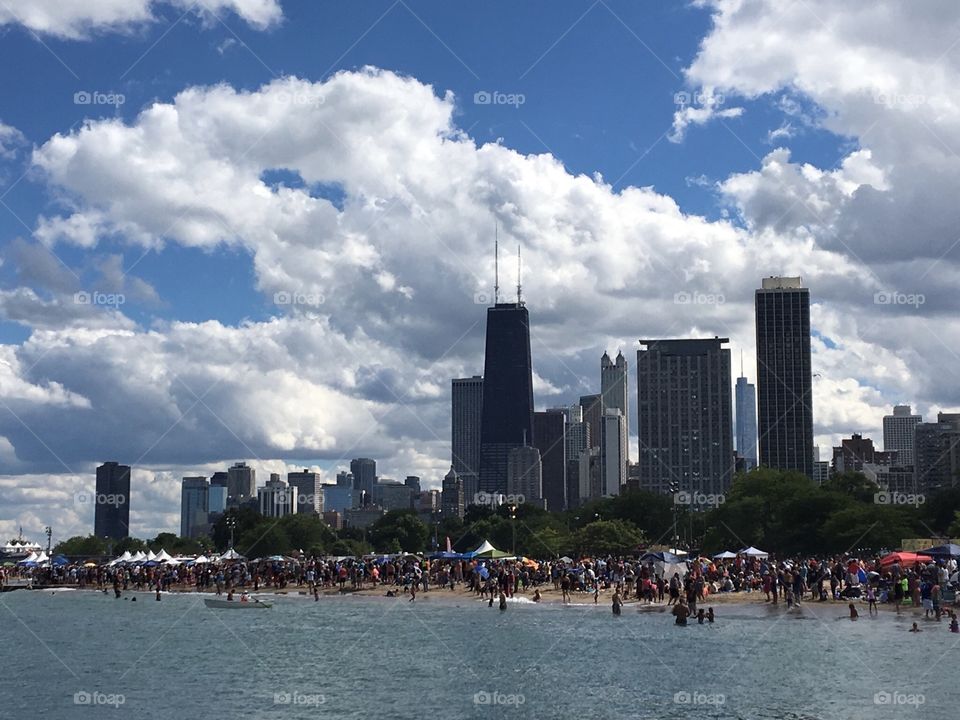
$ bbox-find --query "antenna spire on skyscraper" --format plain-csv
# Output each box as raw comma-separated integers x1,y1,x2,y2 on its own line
517,243,522,304
494,222,500,304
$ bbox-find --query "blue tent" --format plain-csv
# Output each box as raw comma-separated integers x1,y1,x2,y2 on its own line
919,543,960,558
52,555,70,566
640,551,684,564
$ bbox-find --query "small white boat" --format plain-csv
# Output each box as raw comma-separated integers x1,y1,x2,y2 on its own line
204,598,272,609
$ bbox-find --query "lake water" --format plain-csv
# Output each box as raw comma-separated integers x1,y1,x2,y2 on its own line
0,589,954,719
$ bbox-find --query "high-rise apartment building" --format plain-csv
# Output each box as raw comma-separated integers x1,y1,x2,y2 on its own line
452,375,483,504
94,461,131,540
533,409,566,511
883,405,922,467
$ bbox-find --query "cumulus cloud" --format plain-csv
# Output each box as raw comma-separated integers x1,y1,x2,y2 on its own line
0,0,282,39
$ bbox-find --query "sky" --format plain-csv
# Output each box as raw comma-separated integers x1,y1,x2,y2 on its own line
2,0,959,543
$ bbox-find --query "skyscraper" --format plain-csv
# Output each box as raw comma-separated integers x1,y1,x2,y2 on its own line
735,372,758,470
180,476,209,538
452,375,483,504
94,461,131,540
598,408,627,497
755,276,814,478
533,409,566,511
883,405,922,466
563,404,590,508
636,338,734,496
350,458,377,506
258,476,297,518
601,351,629,461
914,414,960,492
441,466,464,518
579,393,603,452
287,468,323,514
478,302,534,494
226,462,255,505
507,445,543,506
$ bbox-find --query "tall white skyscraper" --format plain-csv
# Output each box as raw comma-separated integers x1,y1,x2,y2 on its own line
735,372,758,470
601,351,629,462
883,405,922,466
598,408,626,497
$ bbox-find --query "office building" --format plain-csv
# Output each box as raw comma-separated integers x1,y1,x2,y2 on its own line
506,444,543,505
563,404,589,508
350,458,377,506
288,468,323,515
209,471,228,488
755,276,814,477
914,414,960,492
533,409,567,511
404,476,421,493
478,301,534,494
578,447,601,502
601,351,629,461
452,375,483,504
94,461,131,540
441,466,464,518
258,477,297,518
883,405,922,466
180,476,209,539
227,462,256,505
580,393,603,452
735,373,758,470
598,408,627,497
374,480,415,511
636,338,734,496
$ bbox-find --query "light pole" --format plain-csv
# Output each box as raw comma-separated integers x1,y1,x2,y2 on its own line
227,517,236,550
669,481,679,550
44,526,52,582
509,505,517,555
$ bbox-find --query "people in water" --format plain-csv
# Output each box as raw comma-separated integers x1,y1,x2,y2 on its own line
612,591,622,616
672,600,690,626
848,602,858,620
909,622,921,633
866,584,878,615
706,607,715,623
697,608,705,624
499,591,507,611
533,589,541,603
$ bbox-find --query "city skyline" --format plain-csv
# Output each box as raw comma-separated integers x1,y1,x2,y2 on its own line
3,2,959,542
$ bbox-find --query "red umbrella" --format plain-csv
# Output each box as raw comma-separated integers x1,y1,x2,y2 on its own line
879,552,932,566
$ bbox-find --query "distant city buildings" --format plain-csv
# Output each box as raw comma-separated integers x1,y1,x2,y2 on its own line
914,413,960,492
478,301,534,495
831,434,898,474
883,405,922,467
598,408,626,497
180,476,209,538
601,351,629,463
563,404,589,509
258,476,297,518
226,462,256,507
350,458,377,507
287,468,323,515
452,375,483,504
94,461,130,540
755,276,814,478
636,338,734,497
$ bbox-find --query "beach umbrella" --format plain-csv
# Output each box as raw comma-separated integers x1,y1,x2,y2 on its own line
880,551,931,566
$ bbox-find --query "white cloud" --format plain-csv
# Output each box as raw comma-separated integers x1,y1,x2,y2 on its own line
0,0,282,39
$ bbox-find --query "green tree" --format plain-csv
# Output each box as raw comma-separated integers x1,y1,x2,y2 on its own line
53,535,108,557
574,519,644,556
368,511,429,553
113,537,148,554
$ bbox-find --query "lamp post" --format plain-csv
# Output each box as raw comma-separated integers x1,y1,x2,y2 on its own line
44,526,52,582
509,505,517,555
227,516,236,550
669,481,679,550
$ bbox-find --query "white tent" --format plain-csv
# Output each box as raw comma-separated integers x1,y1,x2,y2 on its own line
164,558,182,566
35,552,49,564
472,540,497,555
17,552,39,564
192,555,211,564
219,548,246,561
740,546,769,558
155,549,174,562
146,550,157,561
713,551,738,560
131,550,148,562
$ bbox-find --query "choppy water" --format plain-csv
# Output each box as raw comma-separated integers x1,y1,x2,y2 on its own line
0,589,955,719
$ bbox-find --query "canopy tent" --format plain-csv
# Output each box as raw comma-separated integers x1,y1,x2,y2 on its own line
739,546,769,559
52,555,69,566
219,548,246,561
559,556,574,564
640,550,684,564
919,543,960,558
639,550,687,578
713,551,738,560
880,551,932,567
192,555,211,564
465,540,512,559
146,550,157,561
17,552,39,565
428,551,466,560
109,550,133,566
35,552,48,564
154,549,174,562
131,551,147,562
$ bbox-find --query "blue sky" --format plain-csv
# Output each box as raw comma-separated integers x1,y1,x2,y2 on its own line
1,0,957,538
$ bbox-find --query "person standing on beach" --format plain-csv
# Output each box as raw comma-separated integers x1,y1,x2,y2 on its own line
866,583,877,615
668,574,680,606
560,573,571,604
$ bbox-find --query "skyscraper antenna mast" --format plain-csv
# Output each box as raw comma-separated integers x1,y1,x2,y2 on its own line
740,349,744,377
517,243,522,304
494,222,500,304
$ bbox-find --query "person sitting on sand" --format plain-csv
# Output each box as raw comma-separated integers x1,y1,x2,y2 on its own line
909,622,921,632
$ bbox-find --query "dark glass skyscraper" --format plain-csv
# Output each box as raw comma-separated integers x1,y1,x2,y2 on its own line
755,276,814,478
478,302,534,494
94,461,130,540
533,409,566,511
350,458,377,506
452,375,483,504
